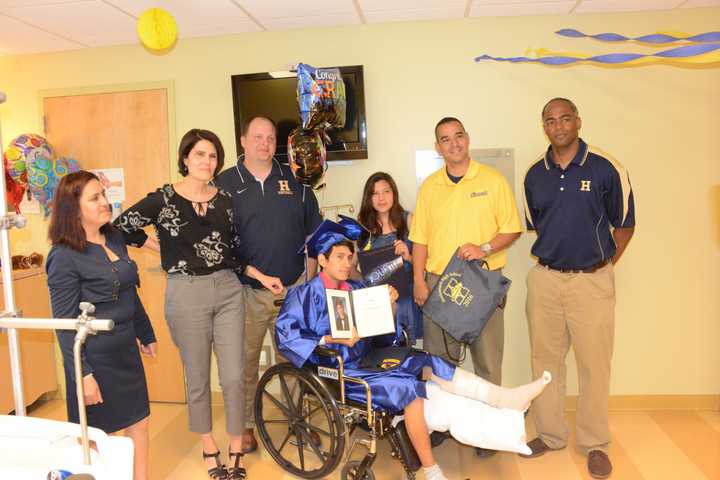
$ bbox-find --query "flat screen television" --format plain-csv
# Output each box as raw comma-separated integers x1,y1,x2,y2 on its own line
231,65,367,161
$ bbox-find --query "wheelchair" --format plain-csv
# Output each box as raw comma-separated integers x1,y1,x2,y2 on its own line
254,345,422,480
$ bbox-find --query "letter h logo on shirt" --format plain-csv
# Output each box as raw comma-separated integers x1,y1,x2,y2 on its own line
278,180,292,195
580,180,592,192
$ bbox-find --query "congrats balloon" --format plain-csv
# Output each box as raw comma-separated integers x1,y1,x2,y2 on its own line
296,63,346,131
137,8,178,51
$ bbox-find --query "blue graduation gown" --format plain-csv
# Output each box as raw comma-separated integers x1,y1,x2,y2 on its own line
275,276,455,414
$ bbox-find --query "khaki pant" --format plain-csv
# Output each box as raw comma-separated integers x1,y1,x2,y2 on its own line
243,278,302,428
165,270,245,436
526,263,615,454
422,272,505,385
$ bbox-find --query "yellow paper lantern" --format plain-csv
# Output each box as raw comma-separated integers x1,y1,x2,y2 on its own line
137,8,178,51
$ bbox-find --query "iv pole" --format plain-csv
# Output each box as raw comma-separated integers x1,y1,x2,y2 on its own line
0,90,27,416
0,92,114,464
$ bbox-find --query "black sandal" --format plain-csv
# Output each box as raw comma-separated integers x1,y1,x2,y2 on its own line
228,449,247,479
202,450,229,480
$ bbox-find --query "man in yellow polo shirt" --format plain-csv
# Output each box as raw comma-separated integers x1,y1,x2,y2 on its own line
410,117,522,455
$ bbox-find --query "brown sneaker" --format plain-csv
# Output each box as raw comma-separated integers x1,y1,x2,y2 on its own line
518,437,565,458
588,450,612,479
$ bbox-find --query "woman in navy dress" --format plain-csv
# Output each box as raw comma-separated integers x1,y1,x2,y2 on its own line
357,172,423,343
47,171,157,480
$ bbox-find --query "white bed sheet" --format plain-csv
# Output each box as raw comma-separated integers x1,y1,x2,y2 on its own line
0,415,133,479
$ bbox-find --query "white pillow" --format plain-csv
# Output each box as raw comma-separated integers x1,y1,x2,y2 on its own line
423,381,532,455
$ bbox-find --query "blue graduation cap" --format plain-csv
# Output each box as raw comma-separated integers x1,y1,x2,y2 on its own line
299,215,367,258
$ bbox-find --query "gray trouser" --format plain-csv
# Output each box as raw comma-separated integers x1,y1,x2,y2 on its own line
165,269,245,436
422,272,505,385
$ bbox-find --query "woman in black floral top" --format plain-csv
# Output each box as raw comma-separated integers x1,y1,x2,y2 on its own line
115,129,248,480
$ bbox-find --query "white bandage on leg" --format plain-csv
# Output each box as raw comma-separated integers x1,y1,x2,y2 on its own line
433,369,552,412
494,371,552,411
431,368,491,402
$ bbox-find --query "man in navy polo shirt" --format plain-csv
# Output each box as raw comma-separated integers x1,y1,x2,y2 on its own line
521,98,635,479
215,115,322,452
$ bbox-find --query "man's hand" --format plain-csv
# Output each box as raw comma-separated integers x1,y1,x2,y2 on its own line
139,342,158,358
388,285,399,304
245,265,285,295
327,327,360,347
259,274,284,295
458,243,486,261
82,374,103,406
414,280,430,306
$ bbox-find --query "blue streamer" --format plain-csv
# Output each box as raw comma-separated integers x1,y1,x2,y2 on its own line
475,42,720,65
556,28,720,44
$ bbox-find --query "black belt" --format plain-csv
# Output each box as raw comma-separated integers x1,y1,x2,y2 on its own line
538,258,610,274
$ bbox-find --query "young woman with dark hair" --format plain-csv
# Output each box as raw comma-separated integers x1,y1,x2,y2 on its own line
357,172,422,342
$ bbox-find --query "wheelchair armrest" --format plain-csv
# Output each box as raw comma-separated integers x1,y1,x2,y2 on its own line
312,346,375,422
314,345,341,358
312,345,349,404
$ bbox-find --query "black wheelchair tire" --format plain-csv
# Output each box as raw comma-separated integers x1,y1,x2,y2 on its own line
254,362,345,479
341,460,376,480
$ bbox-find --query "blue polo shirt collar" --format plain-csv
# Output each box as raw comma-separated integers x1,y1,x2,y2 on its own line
235,155,286,183
543,138,590,170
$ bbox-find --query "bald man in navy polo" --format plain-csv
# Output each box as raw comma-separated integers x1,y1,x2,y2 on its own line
521,98,635,480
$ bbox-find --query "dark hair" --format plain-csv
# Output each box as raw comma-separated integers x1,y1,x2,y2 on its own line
358,172,407,246
541,98,579,119
242,115,277,136
322,240,355,258
177,129,225,177
434,116,465,141
48,171,112,251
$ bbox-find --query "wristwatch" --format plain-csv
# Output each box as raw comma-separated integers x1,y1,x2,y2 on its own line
480,242,493,255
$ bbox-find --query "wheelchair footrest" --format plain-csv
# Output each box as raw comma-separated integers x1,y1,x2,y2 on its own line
390,421,422,473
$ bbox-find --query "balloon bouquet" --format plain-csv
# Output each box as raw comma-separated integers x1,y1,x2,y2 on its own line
3,133,80,217
287,63,347,190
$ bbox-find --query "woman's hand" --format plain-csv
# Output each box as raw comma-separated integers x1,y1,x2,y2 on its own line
82,374,103,406
140,342,158,358
393,240,411,262
142,237,161,253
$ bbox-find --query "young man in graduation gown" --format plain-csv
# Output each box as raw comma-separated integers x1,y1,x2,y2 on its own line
275,218,552,480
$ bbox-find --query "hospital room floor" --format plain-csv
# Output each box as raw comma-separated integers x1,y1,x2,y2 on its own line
29,399,720,480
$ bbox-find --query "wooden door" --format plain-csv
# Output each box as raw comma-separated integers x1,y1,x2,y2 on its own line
43,89,185,403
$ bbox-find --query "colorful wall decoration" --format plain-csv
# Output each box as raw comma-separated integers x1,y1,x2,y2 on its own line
475,29,720,67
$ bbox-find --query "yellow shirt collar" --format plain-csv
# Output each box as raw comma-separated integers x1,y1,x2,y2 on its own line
436,159,480,185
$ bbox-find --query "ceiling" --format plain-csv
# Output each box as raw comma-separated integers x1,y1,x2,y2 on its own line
0,0,716,56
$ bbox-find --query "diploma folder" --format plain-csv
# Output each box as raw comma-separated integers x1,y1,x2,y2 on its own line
325,285,396,339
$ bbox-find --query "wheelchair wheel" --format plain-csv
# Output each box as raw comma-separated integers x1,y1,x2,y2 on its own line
341,460,375,480
255,363,345,478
